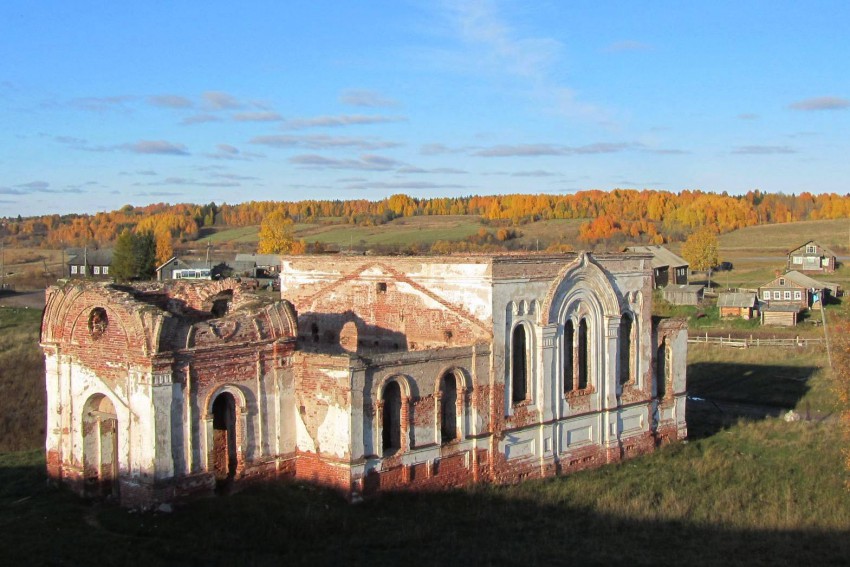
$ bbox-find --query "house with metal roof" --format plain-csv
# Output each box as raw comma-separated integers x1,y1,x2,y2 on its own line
66,248,113,279
786,240,837,273
717,292,757,319
626,245,689,288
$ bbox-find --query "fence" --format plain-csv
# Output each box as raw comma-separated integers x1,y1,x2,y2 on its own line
688,333,824,348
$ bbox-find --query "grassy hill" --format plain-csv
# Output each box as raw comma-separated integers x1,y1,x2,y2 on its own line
719,218,850,253
193,215,588,252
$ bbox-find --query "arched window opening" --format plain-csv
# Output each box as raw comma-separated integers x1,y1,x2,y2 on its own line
511,325,528,403
212,392,237,481
82,394,118,497
563,320,574,393
578,318,589,390
210,290,233,318
619,314,633,386
440,372,458,443
382,381,402,453
88,307,109,340
656,339,668,398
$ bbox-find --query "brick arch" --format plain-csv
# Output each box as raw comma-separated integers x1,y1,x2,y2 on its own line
433,366,472,395
166,278,245,313
197,279,243,307
203,383,249,415
375,374,413,400
541,252,621,326
43,286,147,349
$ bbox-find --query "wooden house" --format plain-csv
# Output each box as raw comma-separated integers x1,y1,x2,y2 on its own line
718,292,757,319
662,284,704,306
66,248,113,279
156,257,231,281
760,304,801,327
758,272,811,310
627,245,689,288
762,270,840,308
786,240,837,273
233,253,281,278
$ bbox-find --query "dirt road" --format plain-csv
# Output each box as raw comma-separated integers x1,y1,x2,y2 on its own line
0,290,46,309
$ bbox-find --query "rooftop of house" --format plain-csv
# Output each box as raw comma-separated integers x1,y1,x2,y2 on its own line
718,292,757,308
626,245,688,269
788,240,837,256
763,270,837,290
66,248,113,265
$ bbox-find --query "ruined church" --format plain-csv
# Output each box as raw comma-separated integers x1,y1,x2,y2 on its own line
41,252,687,507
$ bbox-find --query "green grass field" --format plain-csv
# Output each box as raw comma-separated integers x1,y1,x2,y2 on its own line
297,215,484,248
0,307,45,452
2,418,847,566
192,216,589,252
720,218,850,253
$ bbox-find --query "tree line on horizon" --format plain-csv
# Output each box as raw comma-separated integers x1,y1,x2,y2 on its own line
2,190,850,255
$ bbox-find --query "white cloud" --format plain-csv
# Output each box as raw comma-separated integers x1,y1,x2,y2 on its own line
788,96,849,111
282,114,405,129
339,89,398,107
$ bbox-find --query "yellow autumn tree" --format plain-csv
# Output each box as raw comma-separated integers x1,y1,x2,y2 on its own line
257,209,299,254
154,229,174,265
681,226,719,287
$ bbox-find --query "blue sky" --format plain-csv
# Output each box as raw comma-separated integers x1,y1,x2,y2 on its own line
1,0,849,216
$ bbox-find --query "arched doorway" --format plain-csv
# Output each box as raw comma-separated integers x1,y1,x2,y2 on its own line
82,394,118,497
212,392,238,485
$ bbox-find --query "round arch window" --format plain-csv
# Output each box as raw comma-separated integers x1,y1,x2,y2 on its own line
88,307,109,339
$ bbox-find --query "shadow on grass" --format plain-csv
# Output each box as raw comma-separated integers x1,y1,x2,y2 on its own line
1,455,848,567
686,361,820,439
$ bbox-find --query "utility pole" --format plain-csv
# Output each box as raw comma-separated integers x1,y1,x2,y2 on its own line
817,289,833,368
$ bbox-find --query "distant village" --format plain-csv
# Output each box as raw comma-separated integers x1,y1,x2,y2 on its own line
65,238,841,328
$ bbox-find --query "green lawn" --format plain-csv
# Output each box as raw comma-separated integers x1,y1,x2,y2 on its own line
0,307,45,452
2,415,848,566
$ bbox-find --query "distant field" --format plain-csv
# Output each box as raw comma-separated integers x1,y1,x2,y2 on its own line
202,225,260,244
720,218,850,252
513,218,587,249
692,218,850,290
296,215,484,248
197,215,589,251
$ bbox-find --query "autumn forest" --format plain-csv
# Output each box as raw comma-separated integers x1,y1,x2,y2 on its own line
3,190,850,259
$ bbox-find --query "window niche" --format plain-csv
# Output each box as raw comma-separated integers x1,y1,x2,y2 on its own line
88,308,109,340
563,320,574,393
656,338,669,399
577,318,589,390
619,314,633,386
440,372,458,443
382,381,402,454
511,325,528,403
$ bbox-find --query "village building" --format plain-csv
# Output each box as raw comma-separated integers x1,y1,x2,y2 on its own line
757,270,839,326
786,240,837,273
155,257,231,281
662,284,704,306
233,253,282,279
717,292,757,319
66,248,113,279
41,252,687,508
626,245,689,288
